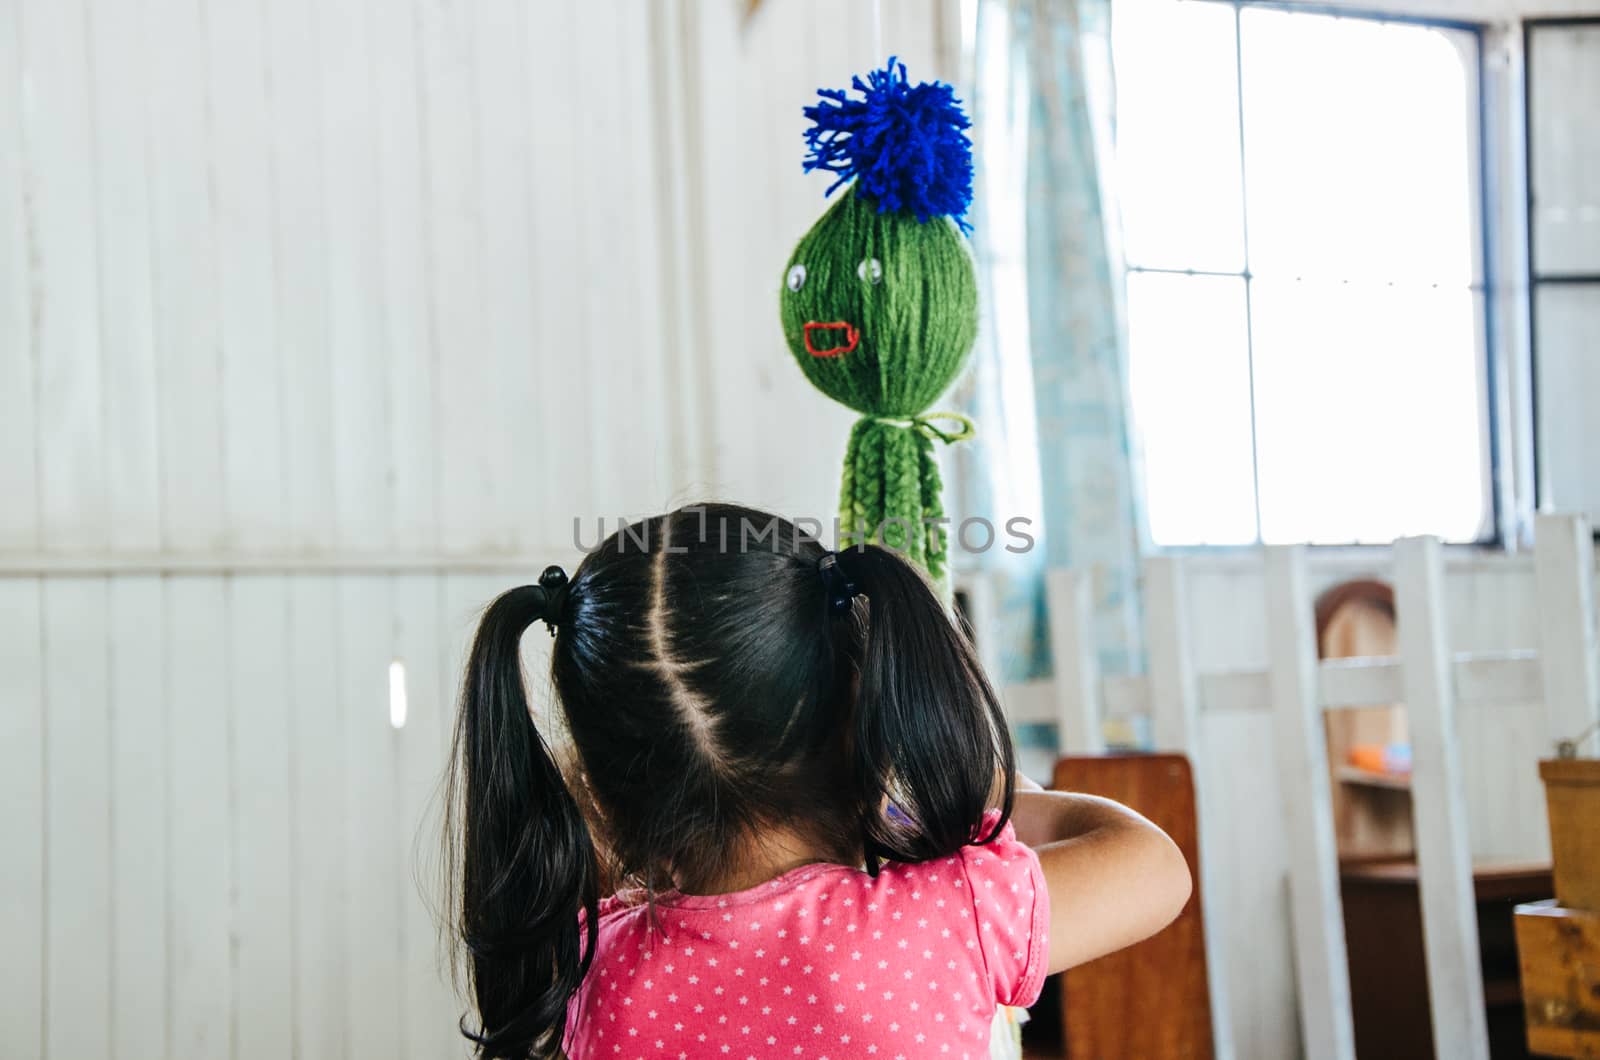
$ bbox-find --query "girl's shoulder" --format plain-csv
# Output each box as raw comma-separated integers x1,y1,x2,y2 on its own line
875,809,1051,1007
878,809,1043,889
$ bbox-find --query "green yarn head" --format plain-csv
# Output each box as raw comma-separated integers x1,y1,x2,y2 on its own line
780,186,978,418
780,59,979,586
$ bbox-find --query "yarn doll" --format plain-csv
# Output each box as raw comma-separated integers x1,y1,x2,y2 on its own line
779,60,1030,1059
779,58,979,587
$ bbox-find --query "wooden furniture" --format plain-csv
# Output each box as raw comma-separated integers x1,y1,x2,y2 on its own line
1315,579,1414,860
1540,759,1600,912
1513,760,1600,1058
1340,859,1552,1059
974,512,1600,1057
1514,899,1600,1058
1047,753,1213,1059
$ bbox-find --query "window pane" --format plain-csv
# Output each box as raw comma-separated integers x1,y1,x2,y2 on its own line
1529,25,1600,274
1126,273,1257,545
1112,0,1245,271
1239,11,1478,286
1535,284,1600,519
1250,278,1488,544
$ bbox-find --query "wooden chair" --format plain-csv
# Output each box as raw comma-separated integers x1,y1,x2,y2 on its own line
1052,753,1214,1059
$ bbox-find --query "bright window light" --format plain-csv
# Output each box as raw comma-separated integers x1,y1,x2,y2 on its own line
388,659,408,730
1113,0,1491,546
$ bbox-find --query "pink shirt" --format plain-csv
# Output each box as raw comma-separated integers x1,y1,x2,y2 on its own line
564,812,1049,1060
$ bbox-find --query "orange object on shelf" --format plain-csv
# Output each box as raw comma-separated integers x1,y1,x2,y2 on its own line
1348,743,1411,776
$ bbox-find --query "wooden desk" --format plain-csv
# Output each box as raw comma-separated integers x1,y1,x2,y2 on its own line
1341,859,1552,1058
1047,754,1213,1059
1514,899,1600,1058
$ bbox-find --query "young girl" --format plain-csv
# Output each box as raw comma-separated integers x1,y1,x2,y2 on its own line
446,503,1191,1060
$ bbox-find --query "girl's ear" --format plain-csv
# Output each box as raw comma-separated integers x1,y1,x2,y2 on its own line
843,546,1016,867
446,585,600,1060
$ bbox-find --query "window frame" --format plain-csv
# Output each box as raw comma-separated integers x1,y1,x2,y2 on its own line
1523,16,1600,526
1122,0,1504,551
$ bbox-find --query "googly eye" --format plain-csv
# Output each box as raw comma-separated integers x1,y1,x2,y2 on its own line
786,264,807,292
857,258,883,285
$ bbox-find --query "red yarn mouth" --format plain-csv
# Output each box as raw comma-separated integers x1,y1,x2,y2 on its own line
803,321,860,358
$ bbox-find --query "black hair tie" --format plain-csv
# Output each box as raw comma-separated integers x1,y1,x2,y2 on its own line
536,565,569,636
818,552,858,616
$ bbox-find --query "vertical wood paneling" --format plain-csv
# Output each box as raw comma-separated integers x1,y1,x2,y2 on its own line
708,0,867,518
714,0,776,506
419,0,494,552
289,576,345,1060
646,0,711,494
1144,555,1236,1059
43,578,113,1059
320,0,392,552
210,0,286,550
341,577,404,1056
442,574,505,712
1047,567,1105,753
1264,547,1355,1060
522,0,587,542
22,0,107,551
394,573,463,1059
473,0,541,548
1201,710,1299,1060
167,577,233,1056
265,0,337,553
370,0,439,553
108,576,168,1060
87,0,162,553
573,0,625,516
1395,537,1491,1060
146,0,225,550
1536,513,1600,747
230,577,294,1060
615,5,673,511
0,5,38,551
1145,557,1201,753
0,579,44,1056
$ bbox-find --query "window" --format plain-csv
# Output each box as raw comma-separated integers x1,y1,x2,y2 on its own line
1113,0,1494,546
1526,19,1600,526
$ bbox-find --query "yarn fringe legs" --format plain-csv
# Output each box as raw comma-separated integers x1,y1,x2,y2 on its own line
837,419,952,587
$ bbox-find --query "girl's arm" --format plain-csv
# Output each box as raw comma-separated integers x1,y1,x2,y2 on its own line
1010,785,1192,975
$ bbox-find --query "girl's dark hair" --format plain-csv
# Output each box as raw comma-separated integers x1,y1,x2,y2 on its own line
444,502,1015,1059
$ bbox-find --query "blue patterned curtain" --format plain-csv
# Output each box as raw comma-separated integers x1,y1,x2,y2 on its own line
953,0,1145,693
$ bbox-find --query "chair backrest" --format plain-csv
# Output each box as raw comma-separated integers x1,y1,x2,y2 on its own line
962,513,1600,1059
1052,753,1214,1060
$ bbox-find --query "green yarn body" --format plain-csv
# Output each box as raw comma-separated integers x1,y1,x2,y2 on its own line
838,420,951,582
781,186,978,587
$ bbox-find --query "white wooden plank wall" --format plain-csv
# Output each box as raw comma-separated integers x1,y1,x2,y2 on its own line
0,580,45,1060
0,571,504,1059
0,5,36,549
690,0,956,517
44,578,113,1059
230,577,294,1060
111,577,169,1059
0,2,958,1056
3,0,925,567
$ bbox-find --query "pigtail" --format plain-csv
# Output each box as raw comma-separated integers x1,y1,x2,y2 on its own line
842,545,1016,866
445,584,599,1060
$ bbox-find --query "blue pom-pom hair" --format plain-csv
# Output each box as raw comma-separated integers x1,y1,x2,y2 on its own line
802,58,974,233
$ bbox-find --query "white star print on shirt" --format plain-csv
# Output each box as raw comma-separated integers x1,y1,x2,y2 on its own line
563,810,1047,1059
